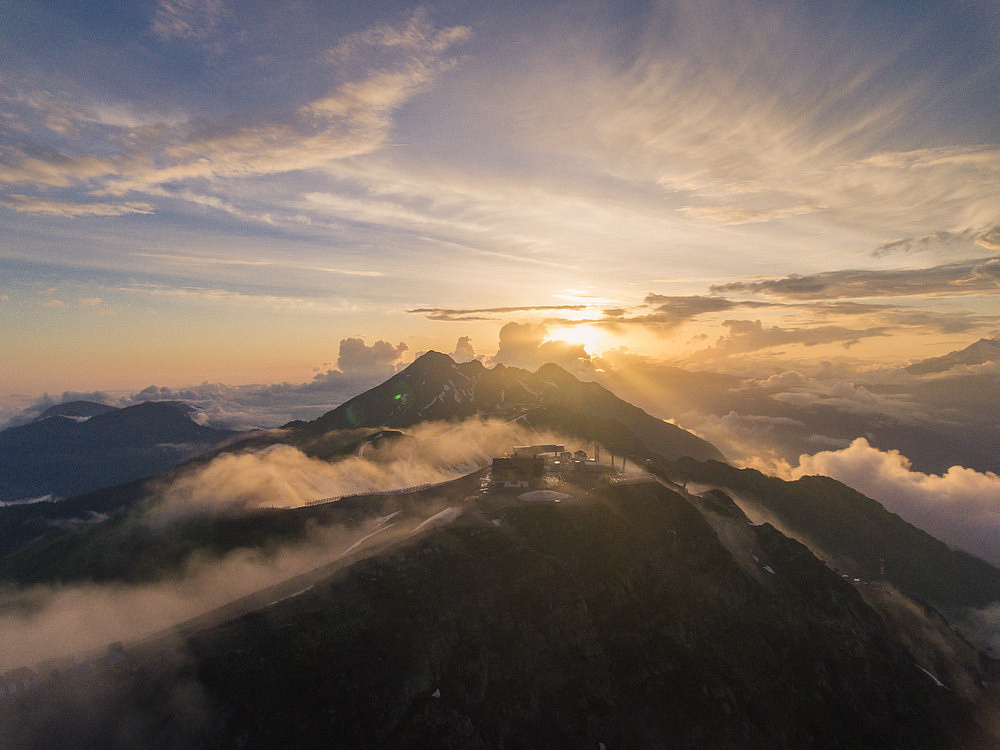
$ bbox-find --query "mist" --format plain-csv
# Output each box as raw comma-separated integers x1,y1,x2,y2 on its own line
151,418,575,517
0,418,580,670
0,518,397,669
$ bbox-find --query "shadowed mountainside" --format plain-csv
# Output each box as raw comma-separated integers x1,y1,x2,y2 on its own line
656,456,1000,612
3,481,995,749
292,351,724,463
0,401,240,505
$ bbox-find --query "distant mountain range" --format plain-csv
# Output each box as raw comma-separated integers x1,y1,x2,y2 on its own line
0,400,239,506
906,337,1000,375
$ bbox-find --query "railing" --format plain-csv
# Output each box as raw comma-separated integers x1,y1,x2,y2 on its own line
304,475,472,507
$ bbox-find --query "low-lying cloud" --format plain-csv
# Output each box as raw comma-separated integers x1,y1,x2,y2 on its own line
151,418,570,517
0,520,391,670
0,417,581,671
1,337,415,431
784,438,1000,568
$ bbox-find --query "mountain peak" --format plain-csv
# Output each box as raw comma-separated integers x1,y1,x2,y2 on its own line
402,350,458,377
35,400,116,423
411,349,455,366
534,361,578,384
906,337,1000,375
302,353,724,462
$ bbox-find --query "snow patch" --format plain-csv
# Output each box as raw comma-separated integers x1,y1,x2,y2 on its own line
0,494,60,508
376,510,402,526
915,665,945,688
411,506,462,534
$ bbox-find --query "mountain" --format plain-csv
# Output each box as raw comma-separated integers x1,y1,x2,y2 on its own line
656,456,1000,613
0,400,240,505
4,481,996,748
3,359,1000,747
293,351,725,463
33,400,117,422
906,337,1000,375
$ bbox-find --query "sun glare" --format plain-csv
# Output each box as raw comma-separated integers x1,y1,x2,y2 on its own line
546,325,607,355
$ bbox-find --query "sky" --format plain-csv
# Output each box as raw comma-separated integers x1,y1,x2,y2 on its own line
2,0,999,406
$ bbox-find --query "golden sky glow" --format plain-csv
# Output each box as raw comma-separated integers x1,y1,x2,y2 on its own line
0,1,998,410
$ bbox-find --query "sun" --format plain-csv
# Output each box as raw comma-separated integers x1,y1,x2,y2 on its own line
545,325,607,355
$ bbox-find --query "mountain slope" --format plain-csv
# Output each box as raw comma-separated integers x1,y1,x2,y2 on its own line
295,351,724,462
657,456,1000,612
5,481,993,749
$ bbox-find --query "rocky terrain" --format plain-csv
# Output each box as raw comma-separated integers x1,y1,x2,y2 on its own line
3,480,997,749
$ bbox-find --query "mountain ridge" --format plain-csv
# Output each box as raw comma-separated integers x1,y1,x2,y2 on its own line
294,351,725,463
0,400,239,506
906,337,1000,375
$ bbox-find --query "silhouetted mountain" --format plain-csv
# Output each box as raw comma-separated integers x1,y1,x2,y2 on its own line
34,400,116,422
296,351,724,463
906,337,1000,375
0,400,239,505
5,481,996,748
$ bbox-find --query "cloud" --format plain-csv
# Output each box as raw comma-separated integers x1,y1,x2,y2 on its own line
0,521,386,669
475,2,1000,249
1,337,411,432
679,202,822,225
787,438,1000,568
668,408,820,472
489,322,592,371
768,379,919,420
150,0,226,42
976,227,1000,251
711,257,1000,300
125,380,342,430
333,7,472,57
709,319,889,355
0,195,154,217
645,294,738,317
639,294,761,326
407,304,587,322
149,418,551,517
973,258,1000,280
450,336,477,363
117,283,361,314
78,297,102,306
1,10,471,215
336,337,408,375
872,228,984,257
0,417,577,670
130,250,384,277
